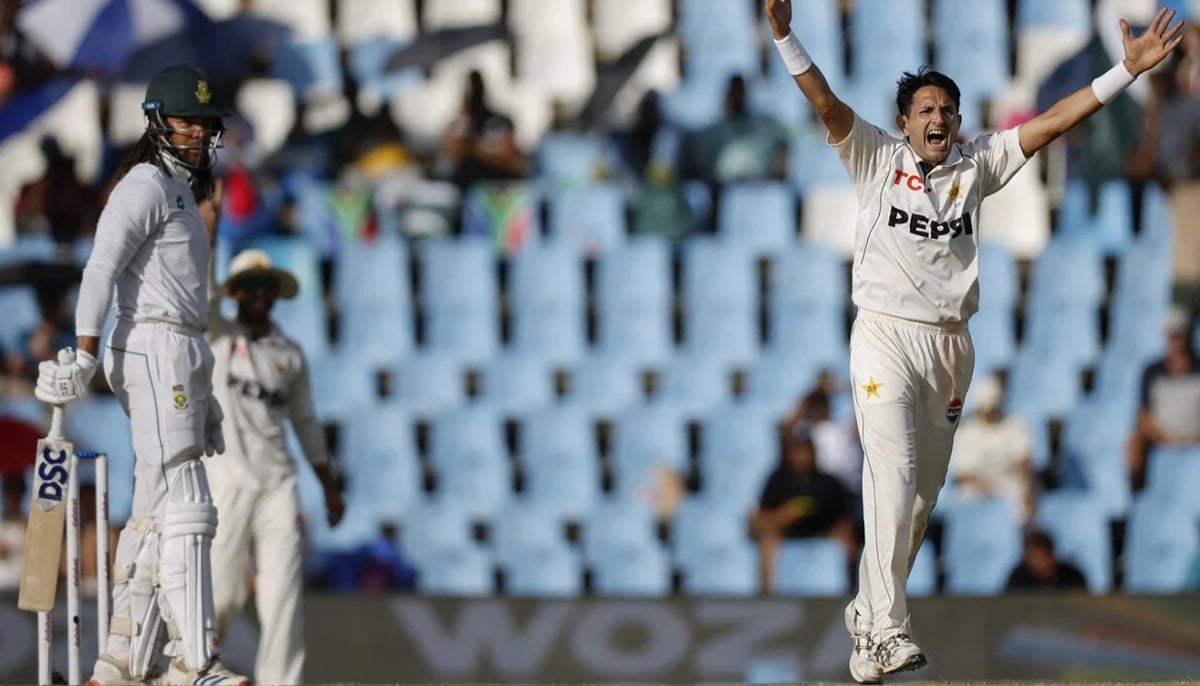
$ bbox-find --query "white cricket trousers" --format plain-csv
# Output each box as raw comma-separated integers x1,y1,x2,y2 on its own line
208,467,305,685
848,310,973,642
102,321,218,663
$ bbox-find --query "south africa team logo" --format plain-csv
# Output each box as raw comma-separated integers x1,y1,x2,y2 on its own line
946,398,963,423
173,384,188,410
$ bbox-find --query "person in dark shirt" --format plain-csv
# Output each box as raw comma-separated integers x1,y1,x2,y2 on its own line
1006,529,1089,592
751,425,851,592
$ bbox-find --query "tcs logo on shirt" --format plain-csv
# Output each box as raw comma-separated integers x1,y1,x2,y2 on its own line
888,168,974,240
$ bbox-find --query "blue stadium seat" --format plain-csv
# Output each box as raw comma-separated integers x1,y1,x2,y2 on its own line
717,182,796,256
385,354,466,418
1021,300,1101,369
595,236,673,366
742,352,824,418
0,394,45,426
417,546,495,596
677,0,758,80
491,503,567,568
907,541,938,597
338,406,422,521
682,540,758,596
1104,299,1167,374
978,241,1020,311
519,406,601,519
338,300,412,368
768,0,844,91
659,72,728,132
1034,491,1113,593
933,0,1008,99
1123,496,1199,594
581,499,658,564
1026,237,1105,308
1143,445,1200,520
671,497,750,573
1016,0,1090,31
1004,348,1083,424
272,296,330,362
548,183,627,255
1062,444,1132,520
1113,240,1171,308
347,37,423,105
504,541,584,597
564,355,642,420
307,352,375,423
591,542,673,597
1057,180,1134,256
653,353,733,419
510,242,587,365
65,395,134,524
774,538,850,596
271,36,343,100
0,286,39,352
788,129,849,194
478,354,555,416
537,133,616,187
969,306,1016,377
1138,182,1173,255
850,0,926,92
243,237,324,302
304,500,382,553
429,406,511,518
333,230,410,308
942,498,1022,595
419,238,499,365
402,502,476,563
610,402,688,498
698,403,780,510
682,238,758,365
0,233,56,265
766,304,847,369
771,241,847,307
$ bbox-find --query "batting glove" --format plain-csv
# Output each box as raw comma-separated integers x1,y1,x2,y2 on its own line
34,348,97,405
204,396,225,457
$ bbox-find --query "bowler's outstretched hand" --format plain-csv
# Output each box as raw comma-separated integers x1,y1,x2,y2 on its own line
1123,7,1185,76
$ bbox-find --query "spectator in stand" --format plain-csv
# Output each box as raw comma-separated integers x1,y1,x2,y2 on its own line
1005,529,1088,592
783,384,864,500
15,137,100,244
751,426,854,593
1129,25,1200,317
947,374,1035,522
1127,307,1200,490
6,286,74,381
0,0,57,106
687,74,789,184
0,476,26,591
437,70,527,188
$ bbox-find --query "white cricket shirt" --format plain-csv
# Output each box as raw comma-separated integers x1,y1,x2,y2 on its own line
206,303,330,489
832,113,1029,324
76,161,210,336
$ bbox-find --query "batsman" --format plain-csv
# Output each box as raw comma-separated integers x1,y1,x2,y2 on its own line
35,65,249,686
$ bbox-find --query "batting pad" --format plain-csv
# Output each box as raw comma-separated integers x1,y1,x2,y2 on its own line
158,460,219,671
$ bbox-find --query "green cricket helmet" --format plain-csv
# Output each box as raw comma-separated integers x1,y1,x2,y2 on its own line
142,65,228,170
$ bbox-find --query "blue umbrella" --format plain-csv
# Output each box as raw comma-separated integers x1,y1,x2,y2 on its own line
17,0,209,76
120,13,291,82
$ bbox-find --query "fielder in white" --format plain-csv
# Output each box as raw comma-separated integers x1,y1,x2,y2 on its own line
764,1,1184,682
205,247,344,685
35,65,249,686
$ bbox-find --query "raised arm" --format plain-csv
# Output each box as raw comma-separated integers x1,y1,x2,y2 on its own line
1018,8,1184,157
766,0,855,143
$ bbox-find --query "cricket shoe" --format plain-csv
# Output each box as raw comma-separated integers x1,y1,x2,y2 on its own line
156,656,250,686
873,633,927,675
843,604,881,684
86,654,162,686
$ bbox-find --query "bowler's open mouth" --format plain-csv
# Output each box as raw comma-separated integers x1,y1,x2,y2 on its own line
927,128,948,147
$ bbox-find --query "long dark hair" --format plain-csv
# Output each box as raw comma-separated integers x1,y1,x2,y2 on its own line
112,131,216,201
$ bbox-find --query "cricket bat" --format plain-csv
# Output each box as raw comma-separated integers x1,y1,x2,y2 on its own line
18,350,75,613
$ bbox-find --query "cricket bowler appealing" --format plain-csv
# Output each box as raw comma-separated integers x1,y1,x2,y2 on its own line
205,247,345,686
35,65,249,686
763,0,1184,682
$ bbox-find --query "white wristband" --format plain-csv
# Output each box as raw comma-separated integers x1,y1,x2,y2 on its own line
773,31,813,76
1091,62,1135,105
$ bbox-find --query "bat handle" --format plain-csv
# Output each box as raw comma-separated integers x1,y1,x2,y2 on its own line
48,406,64,443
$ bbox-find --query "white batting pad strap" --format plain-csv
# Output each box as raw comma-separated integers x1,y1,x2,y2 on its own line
157,460,219,671
125,530,163,680
161,502,217,539
109,617,139,637
773,31,813,75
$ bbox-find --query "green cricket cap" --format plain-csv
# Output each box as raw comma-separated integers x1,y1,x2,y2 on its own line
142,65,228,118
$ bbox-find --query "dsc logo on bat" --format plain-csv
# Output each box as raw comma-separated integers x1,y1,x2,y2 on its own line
36,446,69,503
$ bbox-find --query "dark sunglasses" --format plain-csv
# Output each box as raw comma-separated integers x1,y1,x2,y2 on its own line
233,275,281,293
